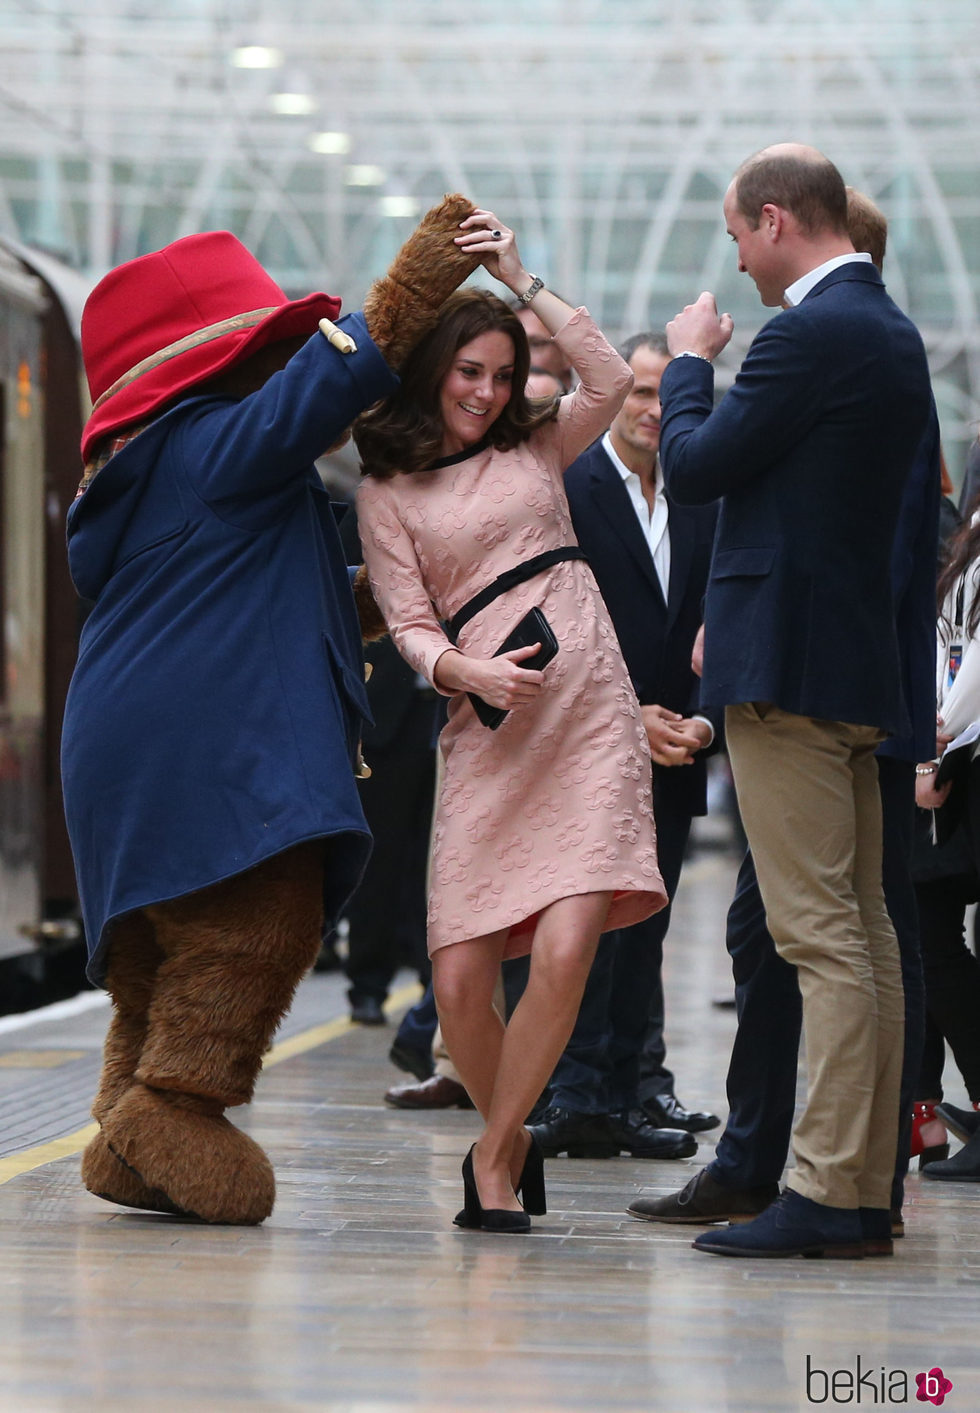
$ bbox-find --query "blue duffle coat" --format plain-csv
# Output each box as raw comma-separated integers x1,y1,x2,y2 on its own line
61,313,398,983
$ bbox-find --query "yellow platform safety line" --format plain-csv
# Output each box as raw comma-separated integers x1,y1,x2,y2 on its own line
0,980,423,1186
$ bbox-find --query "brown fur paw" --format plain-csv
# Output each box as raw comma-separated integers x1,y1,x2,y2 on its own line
353,564,388,643
363,193,481,368
81,1127,185,1216
101,1085,276,1225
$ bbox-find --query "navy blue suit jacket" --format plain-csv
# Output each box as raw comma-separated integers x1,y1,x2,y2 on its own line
660,262,933,737
564,438,720,817
878,404,941,764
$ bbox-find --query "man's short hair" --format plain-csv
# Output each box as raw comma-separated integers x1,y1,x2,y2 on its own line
618,331,669,365
845,187,887,272
735,149,848,236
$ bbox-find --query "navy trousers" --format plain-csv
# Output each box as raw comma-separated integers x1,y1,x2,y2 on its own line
548,795,693,1114
344,695,435,1004
393,981,438,1057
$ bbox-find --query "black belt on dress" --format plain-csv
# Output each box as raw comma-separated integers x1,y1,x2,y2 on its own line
445,547,588,645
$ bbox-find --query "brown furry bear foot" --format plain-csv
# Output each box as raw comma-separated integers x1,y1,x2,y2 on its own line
81,1126,187,1216
100,1083,276,1225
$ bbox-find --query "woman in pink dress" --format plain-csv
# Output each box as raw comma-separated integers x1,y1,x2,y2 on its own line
355,211,666,1232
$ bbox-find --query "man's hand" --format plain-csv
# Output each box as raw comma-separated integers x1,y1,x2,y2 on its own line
937,714,953,756
666,292,734,362
642,704,712,766
915,768,952,812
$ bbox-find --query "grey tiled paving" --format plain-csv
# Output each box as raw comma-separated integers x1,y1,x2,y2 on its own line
0,849,976,1412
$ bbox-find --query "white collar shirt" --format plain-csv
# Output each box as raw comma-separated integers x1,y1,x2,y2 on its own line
602,431,670,599
600,434,716,746
784,251,873,307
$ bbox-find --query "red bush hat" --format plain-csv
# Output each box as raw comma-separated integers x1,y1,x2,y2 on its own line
80,231,342,462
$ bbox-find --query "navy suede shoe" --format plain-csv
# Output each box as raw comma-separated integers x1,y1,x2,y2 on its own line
859,1206,893,1257
692,1189,865,1259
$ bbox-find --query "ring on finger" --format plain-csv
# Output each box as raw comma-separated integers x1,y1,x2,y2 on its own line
490,229,503,240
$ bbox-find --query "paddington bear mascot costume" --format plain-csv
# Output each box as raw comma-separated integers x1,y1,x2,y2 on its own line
62,195,480,1224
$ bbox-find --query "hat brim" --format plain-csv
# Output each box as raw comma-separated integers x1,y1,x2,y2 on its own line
80,289,342,463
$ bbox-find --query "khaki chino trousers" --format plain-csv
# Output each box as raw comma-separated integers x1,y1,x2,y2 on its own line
725,702,905,1211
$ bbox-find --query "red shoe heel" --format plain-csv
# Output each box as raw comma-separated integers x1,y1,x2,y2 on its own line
911,1101,949,1169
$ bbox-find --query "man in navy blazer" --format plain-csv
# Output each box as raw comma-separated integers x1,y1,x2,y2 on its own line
527,334,721,1161
628,189,940,1246
650,145,934,1258
631,415,941,1239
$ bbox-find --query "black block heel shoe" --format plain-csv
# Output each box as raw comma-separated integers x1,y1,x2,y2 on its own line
453,1145,531,1234
516,1132,547,1216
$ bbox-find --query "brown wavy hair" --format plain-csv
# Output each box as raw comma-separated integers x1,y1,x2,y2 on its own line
939,485,980,637
355,288,559,479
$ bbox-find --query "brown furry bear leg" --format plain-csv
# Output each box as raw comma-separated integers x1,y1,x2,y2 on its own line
101,841,325,1225
89,912,162,1123
81,1129,187,1216
100,1087,274,1224
81,913,184,1215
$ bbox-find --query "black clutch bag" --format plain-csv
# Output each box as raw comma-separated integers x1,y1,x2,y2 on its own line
467,606,559,730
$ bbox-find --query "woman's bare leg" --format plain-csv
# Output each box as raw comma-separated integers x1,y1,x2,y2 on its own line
431,928,510,1122
435,892,612,1214
477,891,612,1209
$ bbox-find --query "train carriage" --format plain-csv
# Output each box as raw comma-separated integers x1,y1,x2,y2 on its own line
0,238,91,1008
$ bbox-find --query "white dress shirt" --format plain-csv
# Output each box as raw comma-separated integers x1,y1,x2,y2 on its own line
784,251,873,307
602,431,670,599
601,432,715,746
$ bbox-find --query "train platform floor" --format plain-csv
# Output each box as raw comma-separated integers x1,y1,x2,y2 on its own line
0,846,976,1412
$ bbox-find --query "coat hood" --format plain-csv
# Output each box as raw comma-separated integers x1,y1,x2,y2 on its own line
67,414,182,602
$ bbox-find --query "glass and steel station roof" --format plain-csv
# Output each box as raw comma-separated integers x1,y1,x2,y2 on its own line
1,0,978,475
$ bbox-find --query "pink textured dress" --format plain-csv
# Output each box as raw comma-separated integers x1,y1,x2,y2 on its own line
357,309,666,957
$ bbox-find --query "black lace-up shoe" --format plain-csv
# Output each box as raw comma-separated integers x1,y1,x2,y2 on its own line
527,1107,621,1158
606,1109,698,1159
643,1093,720,1134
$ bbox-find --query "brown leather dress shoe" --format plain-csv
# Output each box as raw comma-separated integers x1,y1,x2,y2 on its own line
384,1075,474,1110
627,1167,779,1224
